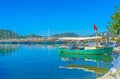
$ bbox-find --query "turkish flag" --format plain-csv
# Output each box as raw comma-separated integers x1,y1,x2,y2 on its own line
94,24,98,30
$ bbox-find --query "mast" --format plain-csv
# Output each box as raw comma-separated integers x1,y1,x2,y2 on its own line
96,30,99,47
14,26,17,43
14,26,16,40
48,28,50,39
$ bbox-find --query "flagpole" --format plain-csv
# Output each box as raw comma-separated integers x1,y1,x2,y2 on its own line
95,30,99,48
94,24,99,48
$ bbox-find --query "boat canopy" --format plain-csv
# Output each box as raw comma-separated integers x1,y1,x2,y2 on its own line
58,37,102,41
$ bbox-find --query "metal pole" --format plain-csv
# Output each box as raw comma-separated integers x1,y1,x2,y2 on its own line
95,30,99,48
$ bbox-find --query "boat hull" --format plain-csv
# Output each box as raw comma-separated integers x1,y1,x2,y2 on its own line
58,47,113,55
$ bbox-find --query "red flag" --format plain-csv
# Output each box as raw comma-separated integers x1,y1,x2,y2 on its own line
94,24,98,30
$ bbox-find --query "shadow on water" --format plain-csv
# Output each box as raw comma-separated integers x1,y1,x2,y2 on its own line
0,44,20,56
58,52,115,78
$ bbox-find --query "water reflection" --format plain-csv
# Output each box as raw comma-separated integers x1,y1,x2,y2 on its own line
0,44,20,56
0,44,118,79
0,44,58,56
22,44,57,49
58,52,114,78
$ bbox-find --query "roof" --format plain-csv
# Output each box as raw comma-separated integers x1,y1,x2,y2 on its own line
58,37,102,41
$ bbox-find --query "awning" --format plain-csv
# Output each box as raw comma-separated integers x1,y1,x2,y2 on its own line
58,37,102,41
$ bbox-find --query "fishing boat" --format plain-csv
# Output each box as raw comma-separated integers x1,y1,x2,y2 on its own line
58,24,113,55
58,46,113,55
58,37,113,55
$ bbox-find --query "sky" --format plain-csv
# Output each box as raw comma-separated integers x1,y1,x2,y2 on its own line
0,0,120,36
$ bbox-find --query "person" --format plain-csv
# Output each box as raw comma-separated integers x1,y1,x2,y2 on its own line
69,43,75,50
99,42,104,47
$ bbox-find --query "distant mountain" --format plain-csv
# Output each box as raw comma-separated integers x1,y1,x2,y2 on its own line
24,34,44,38
2,29,116,40
0,29,22,39
87,31,117,37
51,32,80,37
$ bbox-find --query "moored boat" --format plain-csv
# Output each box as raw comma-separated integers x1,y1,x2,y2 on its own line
58,36,113,55
58,24,113,55
58,46,113,55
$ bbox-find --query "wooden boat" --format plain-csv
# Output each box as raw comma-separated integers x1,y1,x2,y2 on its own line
58,37,113,55
58,47,113,55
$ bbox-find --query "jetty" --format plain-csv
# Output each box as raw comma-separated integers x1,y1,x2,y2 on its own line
0,37,64,44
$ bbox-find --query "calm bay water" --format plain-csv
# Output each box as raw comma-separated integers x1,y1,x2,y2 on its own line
0,44,119,79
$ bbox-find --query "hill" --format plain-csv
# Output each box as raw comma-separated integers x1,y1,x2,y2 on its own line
0,29,22,39
24,34,44,38
87,31,117,37
51,32,80,37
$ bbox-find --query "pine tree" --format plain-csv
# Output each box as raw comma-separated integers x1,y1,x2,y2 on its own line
107,7,120,35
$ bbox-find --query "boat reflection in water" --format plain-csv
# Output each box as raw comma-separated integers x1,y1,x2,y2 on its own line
58,52,114,78
0,44,20,56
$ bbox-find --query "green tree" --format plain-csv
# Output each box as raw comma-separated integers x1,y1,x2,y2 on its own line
107,7,120,35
